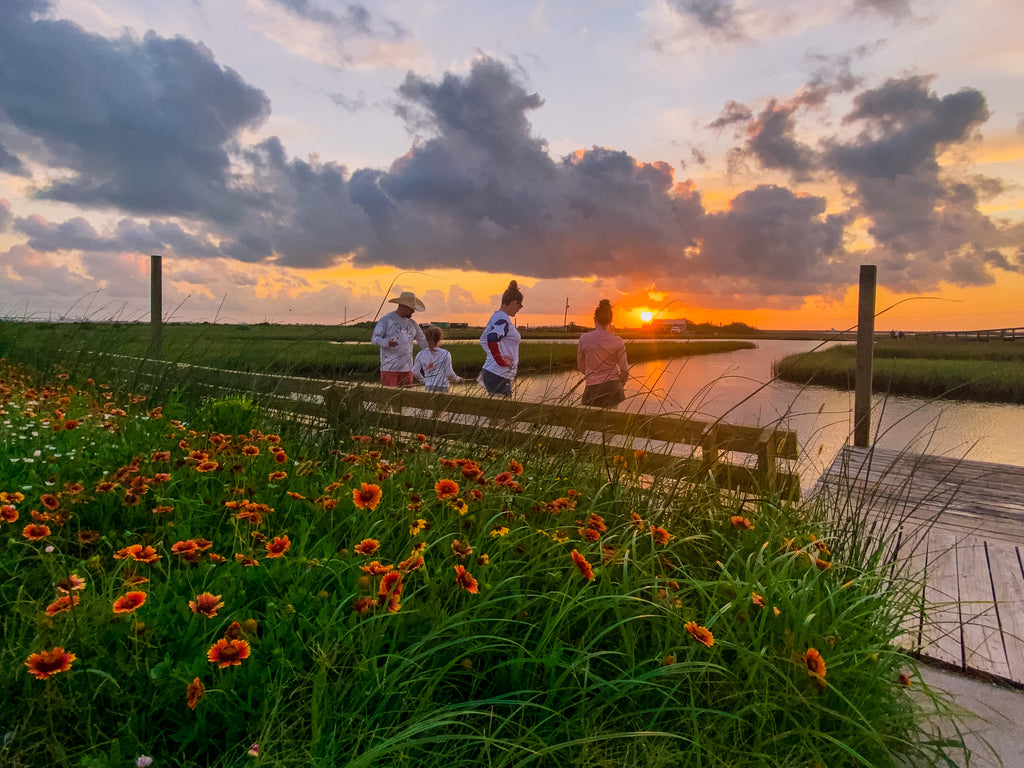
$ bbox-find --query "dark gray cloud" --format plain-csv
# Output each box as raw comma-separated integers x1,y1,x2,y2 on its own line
267,0,406,42
707,100,753,132
0,0,270,222
730,100,819,181
667,0,743,39
0,199,12,231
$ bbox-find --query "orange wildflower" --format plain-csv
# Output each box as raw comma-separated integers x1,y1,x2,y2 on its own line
113,591,147,614
730,515,754,529
570,549,595,581
378,571,404,612
265,535,291,558
352,596,376,613
898,672,912,687
684,621,715,648
454,565,479,594
25,647,77,680
113,544,161,563
508,459,523,475
650,526,673,546
189,592,225,618
803,648,827,678
207,638,251,668
398,554,424,572
354,538,380,556
56,574,87,593
268,471,287,482
434,478,460,500
45,595,80,616
352,483,382,511
361,560,393,575
751,592,765,608
22,523,52,541
40,493,60,510
1,505,18,523
186,677,204,710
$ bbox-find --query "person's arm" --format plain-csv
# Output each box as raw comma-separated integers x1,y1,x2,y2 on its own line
618,343,629,383
371,316,390,348
577,339,586,374
441,350,463,383
412,352,426,383
486,320,511,367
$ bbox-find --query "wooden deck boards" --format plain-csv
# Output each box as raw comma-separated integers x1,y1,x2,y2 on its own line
814,446,1024,686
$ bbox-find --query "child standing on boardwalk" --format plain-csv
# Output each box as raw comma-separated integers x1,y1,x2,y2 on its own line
413,326,464,393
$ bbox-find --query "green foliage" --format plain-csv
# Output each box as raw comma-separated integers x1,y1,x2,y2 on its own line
773,340,1024,403
196,395,261,435
0,360,966,768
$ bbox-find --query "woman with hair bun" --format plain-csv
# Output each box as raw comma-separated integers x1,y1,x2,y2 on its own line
577,299,629,407
478,280,524,397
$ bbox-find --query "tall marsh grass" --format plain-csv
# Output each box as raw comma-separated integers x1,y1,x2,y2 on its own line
773,339,1024,404
0,355,970,768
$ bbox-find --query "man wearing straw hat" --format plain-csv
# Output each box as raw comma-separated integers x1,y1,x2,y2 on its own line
371,291,429,387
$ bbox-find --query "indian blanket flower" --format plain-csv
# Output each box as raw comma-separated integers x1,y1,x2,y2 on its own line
23,523,52,541
265,535,291,558
1,505,18,523
398,554,424,573
113,591,148,614
570,549,595,581
684,621,715,648
434,478,459,500
207,638,252,668
751,592,765,608
354,538,380,556
113,544,161,563
56,573,86,593
361,560,393,575
40,493,60,510
803,648,827,679
451,539,474,559
25,646,77,680
454,565,479,594
730,515,754,529
186,677,205,710
268,471,287,482
352,482,382,511
650,526,674,546
378,571,404,612
45,595,80,616
189,592,225,618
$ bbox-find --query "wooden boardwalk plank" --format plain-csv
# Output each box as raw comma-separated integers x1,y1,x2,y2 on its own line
988,542,1024,682
921,531,964,669
957,534,1010,679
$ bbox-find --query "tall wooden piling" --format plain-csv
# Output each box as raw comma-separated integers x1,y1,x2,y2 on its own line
150,254,162,358
854,265,876,447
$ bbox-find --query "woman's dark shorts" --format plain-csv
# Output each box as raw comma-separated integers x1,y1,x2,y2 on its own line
480,369,513,397
581,380,624,408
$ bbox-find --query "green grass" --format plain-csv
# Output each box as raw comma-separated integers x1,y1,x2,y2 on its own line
774,338,1024,403
0,356,970,768
0,321,753,381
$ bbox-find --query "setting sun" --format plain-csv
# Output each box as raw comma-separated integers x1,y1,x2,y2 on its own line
640,310,653,323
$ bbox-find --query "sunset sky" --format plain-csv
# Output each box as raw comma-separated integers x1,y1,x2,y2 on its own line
1,0,1022,330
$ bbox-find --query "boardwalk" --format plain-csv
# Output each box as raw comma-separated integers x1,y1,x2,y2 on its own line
814,446,1024,686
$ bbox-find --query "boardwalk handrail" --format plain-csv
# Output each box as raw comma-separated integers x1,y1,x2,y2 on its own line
89,354,801,498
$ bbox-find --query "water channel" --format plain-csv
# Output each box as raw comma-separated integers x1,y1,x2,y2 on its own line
510,339,1024,492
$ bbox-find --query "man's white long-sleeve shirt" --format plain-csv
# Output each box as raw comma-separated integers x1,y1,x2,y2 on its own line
371,312,428,372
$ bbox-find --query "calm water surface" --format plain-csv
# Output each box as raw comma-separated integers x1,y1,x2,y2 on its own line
513,339,1024,489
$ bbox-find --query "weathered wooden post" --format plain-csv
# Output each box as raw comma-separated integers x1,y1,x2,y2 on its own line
150,254,162,358
854,264,876,447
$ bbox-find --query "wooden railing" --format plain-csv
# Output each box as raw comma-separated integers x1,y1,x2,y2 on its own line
91,355,801,498
910,326,1023,342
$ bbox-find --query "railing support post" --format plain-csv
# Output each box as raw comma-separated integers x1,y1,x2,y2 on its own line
150,254,163,359
854,265,876,447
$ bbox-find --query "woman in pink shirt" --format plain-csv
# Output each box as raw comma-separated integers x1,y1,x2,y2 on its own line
577,299,629,407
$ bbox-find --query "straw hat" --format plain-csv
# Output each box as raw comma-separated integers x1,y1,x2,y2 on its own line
388,291,426,312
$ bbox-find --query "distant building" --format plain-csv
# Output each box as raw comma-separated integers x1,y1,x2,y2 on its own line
649,319,687,332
